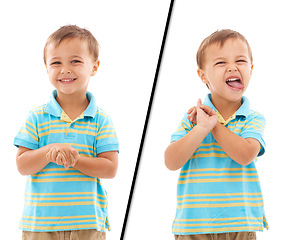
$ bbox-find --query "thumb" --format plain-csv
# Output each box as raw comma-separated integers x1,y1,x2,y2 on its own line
70,148,79,157
197,99,202,109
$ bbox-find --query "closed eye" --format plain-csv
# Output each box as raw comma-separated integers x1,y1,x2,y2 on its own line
236,59,247,63
51,61,61,65
215,61,225,65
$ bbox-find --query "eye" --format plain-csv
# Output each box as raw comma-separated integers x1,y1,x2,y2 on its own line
72,60,81,64
215,61,225,66
51,61,61,65
236,59,247,63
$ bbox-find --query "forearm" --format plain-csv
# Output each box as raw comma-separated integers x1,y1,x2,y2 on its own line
211,122,260,165
73,151,118,178
16,145,51,176
165,125,210,171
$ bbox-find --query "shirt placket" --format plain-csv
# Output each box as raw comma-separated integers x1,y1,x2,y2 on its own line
60,111,84,139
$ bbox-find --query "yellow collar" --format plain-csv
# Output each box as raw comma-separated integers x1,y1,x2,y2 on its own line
216,111,236,126
60,111,84,123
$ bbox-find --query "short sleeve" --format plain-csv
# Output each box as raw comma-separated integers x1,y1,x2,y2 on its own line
14,111,39,150
171,113,195,143
240,112,266,157
95,112,119,155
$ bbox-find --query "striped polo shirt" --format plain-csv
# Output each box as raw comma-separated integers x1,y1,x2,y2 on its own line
171,94,268,235
14,90,119,232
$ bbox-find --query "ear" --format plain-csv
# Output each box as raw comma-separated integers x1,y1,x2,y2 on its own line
91,60,100,76
197,68,209,85
250,64,254,76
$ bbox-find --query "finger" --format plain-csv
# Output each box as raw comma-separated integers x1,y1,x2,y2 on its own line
70,152,77,167
62,153,69,168
187,106,196,115
192,115,198,124
210,108,216,116
199,104,215,116
51,148,58,162
55,154,62,165
65,153,74,170
71,149,80,167
70,148,79,158
189,109,197,123
64,149,76,169
46,149,53,163
56,153,65,166
187,107,196,121
64,161,70,170
197,98,202,107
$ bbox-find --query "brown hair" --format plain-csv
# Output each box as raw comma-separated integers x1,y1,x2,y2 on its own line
196,29,253,69
43,25,99,64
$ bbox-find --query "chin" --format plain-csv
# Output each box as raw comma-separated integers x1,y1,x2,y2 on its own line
228,93,244,102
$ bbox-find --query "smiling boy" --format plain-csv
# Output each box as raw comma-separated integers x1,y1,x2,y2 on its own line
14,25,119,240
165,29,268,240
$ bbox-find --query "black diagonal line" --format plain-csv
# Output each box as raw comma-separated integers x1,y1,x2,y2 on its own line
120,1,175,239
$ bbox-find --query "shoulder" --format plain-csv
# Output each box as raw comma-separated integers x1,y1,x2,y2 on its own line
24,104,49,124
30,104,47,115
95,106,109,118
172,112,194,137
90,106,116,129
181,112,195,130
248,109,264,118
247,110,266,125
240,109,266,135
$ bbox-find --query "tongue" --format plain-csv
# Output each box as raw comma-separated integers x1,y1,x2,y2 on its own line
227,81,244,89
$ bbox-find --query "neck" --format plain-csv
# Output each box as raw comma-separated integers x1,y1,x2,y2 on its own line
56,91,89,121
210,94,242,121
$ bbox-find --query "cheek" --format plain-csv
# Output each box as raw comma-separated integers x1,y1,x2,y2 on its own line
241,67,252,80
47,70,54,78
47,69,58,81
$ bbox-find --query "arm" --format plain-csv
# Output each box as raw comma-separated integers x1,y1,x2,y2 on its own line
73,151,118,179
211,122,261,166
16,145,51,176
16,143,75,175
45,144,118,178
165,125,211,171
165,99,217,171
17,143,118,178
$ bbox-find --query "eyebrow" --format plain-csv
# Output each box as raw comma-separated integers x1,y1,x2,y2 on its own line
213,55,248,61
48,55,84,61
70,55,84,59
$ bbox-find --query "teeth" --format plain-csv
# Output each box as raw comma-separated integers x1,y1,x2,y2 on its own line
226,78,239,82
60,79,74,82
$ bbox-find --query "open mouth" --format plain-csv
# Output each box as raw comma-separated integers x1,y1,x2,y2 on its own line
226,78,244,90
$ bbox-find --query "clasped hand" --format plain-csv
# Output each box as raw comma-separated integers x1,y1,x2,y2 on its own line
187,99,218,131
46,144,80,169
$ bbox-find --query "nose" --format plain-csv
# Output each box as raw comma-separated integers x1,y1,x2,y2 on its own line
227,64,238,72
60,65,72,74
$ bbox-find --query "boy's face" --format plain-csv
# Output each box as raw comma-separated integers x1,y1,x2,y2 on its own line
45,38,99,97
197,38,253,104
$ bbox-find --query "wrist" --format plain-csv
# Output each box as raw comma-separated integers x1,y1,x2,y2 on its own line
73,155,80,167
211,121,222,134
194,124,212,135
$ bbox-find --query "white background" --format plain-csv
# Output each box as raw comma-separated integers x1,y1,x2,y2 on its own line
0,1,170,239
125,0,288,240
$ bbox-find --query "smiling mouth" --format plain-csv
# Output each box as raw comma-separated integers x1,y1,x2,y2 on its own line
226,78,244,90
58,78,76,82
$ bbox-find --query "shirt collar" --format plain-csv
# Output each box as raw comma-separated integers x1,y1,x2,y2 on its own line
44,90,97,119
83,91,97,118
203,93,250,125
